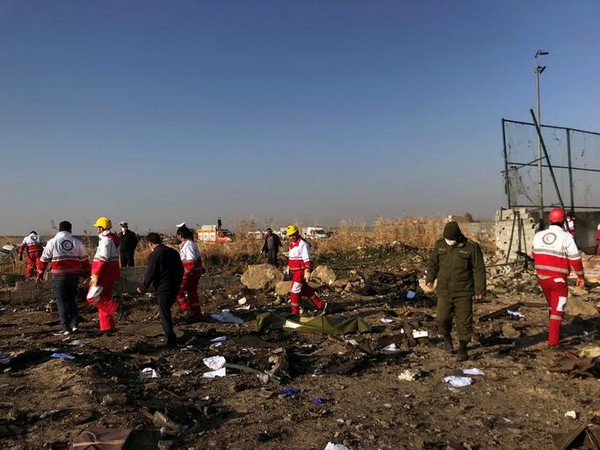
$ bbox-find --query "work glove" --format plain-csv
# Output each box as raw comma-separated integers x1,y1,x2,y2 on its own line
576,278,586,289
283,268,291,281
89,274,99,286
304,269,311,283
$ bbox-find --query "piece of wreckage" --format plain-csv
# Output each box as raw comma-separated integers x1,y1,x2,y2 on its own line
356,270,419,297
256,313,370,335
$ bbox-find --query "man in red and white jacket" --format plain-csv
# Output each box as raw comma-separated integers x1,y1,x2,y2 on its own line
176,225,204,322
532,208,585,347
18,231,46,279
38,221,91,335
285,224,327,316
87,217,126,332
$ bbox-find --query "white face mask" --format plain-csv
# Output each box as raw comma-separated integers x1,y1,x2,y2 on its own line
121,227,126,233
445,239,457,246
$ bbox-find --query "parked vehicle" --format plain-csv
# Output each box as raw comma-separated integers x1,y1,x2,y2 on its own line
197,225,234,244
302,226,329,239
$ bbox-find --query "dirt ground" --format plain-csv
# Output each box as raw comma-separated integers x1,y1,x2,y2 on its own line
1,250,600,450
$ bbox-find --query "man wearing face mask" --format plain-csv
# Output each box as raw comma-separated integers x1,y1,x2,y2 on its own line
425,221,486,361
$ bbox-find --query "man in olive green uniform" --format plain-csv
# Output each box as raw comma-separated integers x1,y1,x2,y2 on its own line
425,221,486,361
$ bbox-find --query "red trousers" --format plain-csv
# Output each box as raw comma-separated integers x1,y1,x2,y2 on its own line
177,270,203,320
87,281,119,331
538,277,568,346
289,272,325,315
25,252,42,279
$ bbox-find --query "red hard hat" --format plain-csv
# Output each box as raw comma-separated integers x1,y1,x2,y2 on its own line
549,208,565,224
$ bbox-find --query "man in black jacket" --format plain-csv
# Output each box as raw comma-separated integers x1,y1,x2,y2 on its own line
118,221,138,267
136,233,184,346
261,228,282,267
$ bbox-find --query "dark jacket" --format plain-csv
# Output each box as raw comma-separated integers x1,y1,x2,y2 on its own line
142,244,184,294
261,233,282,253
426,236,486,298
118,230,138,254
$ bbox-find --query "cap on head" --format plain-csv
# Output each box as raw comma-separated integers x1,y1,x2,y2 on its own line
266,228,273,233
93,217,112,230
549,208,565,224
30,231,37,235
443,221,461,240
286,224,299,236
119,221,128,227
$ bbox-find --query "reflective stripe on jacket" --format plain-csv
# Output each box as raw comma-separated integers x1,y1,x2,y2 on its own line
288,238,313,273
532,225,584,280
39,231,90,276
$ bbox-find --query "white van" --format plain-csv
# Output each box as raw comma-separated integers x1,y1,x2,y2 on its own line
302,226,329,239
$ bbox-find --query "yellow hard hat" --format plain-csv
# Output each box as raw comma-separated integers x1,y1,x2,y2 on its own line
93,217,112,230
286,224,299,236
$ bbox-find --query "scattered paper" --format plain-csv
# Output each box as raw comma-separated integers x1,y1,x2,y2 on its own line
463,368,485,376
406,290,416,299
381,343,397,353
203,355,226,371
443,376,472,388
139,368,161,379
412,330,428,339
210,336,227,343
507,309,525,318
565,410,577,419
203,367,226,378
380,318,394,324
325,443,349,450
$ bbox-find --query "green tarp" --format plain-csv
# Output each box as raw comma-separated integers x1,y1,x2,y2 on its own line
256,313,370,335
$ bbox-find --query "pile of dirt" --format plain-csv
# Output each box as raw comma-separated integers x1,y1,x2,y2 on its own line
0,250,600,449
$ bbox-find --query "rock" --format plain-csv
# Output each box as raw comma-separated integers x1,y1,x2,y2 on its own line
275,281,292,296
240,264,283,291
398,369,421,381
567,297,599,317
502,323,521,339
332,279,350,290
311,266,337,285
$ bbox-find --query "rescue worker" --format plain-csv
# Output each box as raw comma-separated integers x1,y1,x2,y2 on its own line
18,231,46,280
285,224,327,316
136,232,184,346
176,225,204,322
563,213,576,238
38,221,90,335
261,227,282,267
118,221,138,267
87,217,127,333
532,208,585,348
425,221,486,361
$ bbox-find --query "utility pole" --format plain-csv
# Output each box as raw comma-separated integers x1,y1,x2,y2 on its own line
535,49,549,227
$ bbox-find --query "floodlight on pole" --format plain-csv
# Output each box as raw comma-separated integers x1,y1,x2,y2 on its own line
534,49,549,225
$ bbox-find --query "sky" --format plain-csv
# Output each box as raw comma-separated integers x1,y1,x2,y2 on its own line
1,0,599,235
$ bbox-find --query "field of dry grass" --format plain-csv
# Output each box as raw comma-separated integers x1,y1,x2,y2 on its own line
1,216,495,277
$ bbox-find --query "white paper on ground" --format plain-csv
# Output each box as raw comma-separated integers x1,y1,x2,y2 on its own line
210,336,227,343
140,368,161,379
507,309,525,318
380,318,394,323
463,368,485,376
203,367,226,378
203,355,226,371
381,343,397,353
412,330,428,338
406,290,416,299
324,443,349,450
443,376,472,388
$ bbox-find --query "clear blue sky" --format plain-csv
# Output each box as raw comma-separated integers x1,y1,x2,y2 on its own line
1,0,599,235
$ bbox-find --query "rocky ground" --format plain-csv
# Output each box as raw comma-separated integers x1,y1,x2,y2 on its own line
0,248,600,450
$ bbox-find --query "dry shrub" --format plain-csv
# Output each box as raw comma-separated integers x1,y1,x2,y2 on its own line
316,216,446,255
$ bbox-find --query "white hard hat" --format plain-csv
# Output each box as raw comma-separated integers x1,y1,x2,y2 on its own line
176,222,186,228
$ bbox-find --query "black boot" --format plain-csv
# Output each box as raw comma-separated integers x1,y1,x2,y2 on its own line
443,335,454,353
457,340,469,361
